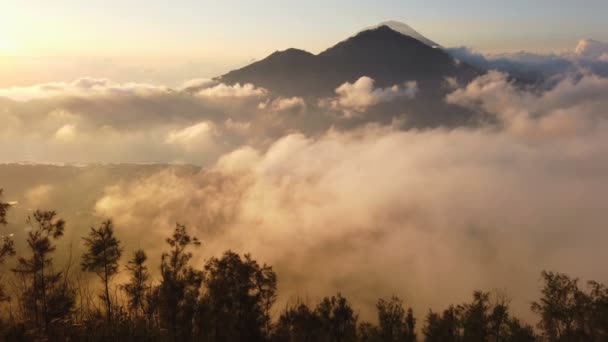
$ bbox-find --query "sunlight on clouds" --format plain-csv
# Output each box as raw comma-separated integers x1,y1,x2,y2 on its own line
54,124,77,142
165,121,216,147
324,76,418,117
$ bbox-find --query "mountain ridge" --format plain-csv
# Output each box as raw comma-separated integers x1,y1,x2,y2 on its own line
218,25,479,97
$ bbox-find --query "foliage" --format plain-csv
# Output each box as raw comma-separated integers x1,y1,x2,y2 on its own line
122,249,150,317
200,250,277,342
159,223,203,341
532,271,608,341
81,219,123,322
11,210,71,331
0,189,15,302
0,186,607,341
423,291,536,342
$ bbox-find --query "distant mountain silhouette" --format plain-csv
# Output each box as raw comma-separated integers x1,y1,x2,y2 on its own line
218,25,479,98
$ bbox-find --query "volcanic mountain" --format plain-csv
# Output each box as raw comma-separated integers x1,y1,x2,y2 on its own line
218,23,479,98
360,20,441,48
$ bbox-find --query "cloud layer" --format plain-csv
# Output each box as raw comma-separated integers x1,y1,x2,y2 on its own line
327,77,418,116
0,75,425,164
446,39,608,81
3,50,608,321
93,121,608,320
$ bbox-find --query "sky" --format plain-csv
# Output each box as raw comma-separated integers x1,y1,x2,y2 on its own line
1,0,607,86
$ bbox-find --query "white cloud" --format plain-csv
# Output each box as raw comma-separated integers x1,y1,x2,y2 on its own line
4,66,608,320
0,78,170,101
259,96,306,112
328,76,418,116
195,82,267,98
224,118,251,134
165,121,216,146
446,71,608,139
24,184,54,207
94,119,608,320
214,146,261,174
575,39,608,60
54,124,77,142
446,39,608,80
178,78,218,92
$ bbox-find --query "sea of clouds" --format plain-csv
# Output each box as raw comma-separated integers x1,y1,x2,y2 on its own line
2,39,608,320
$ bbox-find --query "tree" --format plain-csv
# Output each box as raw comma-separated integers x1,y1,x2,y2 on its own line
0,189,15,302
586,281,608,340
122,249,150,318
274,302,323,342
12,210,67,330
423,291,536,342
460,291,491,342
159,223,203,341
423,306,460,342
405,308,417,342
81,219,123,323
377,297,406,341
531,271,608,342
532,271,583,341
315,293,358,342
201,250,277,342
0,188,9,226
504,318,536,342
357,322,381,342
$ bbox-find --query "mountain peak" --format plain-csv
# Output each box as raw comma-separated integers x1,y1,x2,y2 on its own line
268,48,314,57
361,20,440,48
220,21,476,100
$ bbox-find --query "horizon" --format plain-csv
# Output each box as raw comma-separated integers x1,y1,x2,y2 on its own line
2,3,608,340
2,0,608,87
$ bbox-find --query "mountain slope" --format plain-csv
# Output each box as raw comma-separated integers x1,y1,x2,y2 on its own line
218,25,479,97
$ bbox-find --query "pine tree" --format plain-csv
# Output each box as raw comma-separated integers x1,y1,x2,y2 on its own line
0,189,10,226
122,249,150,317
0,189,15,302
377,296,406,341
159,223,203,341
316,293,358,342
202,251,277,341
12,210,67,329
405,308,417,342
81,219,123,323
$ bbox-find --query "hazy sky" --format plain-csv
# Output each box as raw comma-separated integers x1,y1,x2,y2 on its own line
1,0,607,85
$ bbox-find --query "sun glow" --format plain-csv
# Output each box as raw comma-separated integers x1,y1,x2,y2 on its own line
0,36,15,55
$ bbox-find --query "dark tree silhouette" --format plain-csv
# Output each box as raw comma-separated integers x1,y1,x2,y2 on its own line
423,306,460,342
273,302,323,342
586,281,608,341
423,291,536,342
357,321,380,342
201,250,277,342
316,293,358,342
2,191,608,342
405,308,417,342
0,189,15,302
122,249,150,318
532,271,608,341
12,210,68,330
159,223,203,341
376,296,416,341
0,189,10,226
355,296,416,342
81,219,123,323
460,291,491,341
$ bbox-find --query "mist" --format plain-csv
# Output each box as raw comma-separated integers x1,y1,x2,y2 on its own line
3,67,608,322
